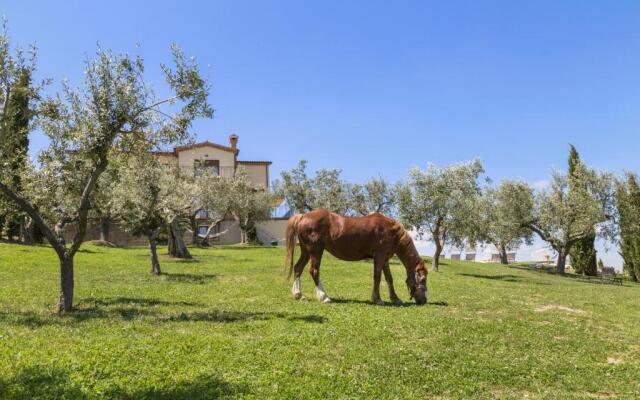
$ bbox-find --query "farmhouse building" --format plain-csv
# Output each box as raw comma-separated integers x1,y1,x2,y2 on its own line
152,134,271,189
68,134,288,246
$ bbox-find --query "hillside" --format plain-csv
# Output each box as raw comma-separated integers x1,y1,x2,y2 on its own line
0,243,638,399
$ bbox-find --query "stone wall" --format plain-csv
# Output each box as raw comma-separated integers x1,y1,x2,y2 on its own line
62,217,289,247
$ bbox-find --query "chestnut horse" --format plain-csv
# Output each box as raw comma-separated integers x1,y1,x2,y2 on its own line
285,209,428,305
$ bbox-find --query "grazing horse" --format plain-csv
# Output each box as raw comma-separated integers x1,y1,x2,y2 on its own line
285,209,428,305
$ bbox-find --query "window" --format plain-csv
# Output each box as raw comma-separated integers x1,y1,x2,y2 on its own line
195,210,209,219
197,225,209,237
194,159,220,177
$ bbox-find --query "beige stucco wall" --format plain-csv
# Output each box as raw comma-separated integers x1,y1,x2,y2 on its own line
238,163,269,188
177,146,235,174
256,219,288,244
157,154,178,167
65,217,287,247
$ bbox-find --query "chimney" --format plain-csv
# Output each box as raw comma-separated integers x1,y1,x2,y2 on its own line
229,133,238,154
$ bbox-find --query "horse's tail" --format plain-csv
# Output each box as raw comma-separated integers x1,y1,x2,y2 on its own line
285,213,304,280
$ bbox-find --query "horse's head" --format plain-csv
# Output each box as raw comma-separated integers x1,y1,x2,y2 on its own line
407,258,428,305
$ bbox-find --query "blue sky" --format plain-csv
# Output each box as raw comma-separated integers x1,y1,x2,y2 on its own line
4,1,640,265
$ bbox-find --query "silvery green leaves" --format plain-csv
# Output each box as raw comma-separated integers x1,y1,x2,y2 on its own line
397,160,484,270
276,160,351,215
350,176,397,216
398,160,484,247
478,181,535,260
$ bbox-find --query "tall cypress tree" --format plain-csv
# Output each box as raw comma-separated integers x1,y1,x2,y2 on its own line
567,145,598,276
0,68,32,240
616,174,640,281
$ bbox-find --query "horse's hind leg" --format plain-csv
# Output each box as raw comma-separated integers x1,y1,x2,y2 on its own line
382,260,402,305
292,249,310,300
309,249,331,303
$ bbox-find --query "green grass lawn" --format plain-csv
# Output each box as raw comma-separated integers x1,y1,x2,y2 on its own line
0,243,639,399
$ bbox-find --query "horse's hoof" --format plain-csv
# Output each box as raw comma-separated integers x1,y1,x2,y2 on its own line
391,298,403,305
321,296,332,304
293,292,303,300
372,299,385,306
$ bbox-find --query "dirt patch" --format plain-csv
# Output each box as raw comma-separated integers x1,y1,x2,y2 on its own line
607,356,623,365
585,391,618,399
534,304,585,314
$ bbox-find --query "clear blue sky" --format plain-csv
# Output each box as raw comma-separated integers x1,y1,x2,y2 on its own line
5,0,640,185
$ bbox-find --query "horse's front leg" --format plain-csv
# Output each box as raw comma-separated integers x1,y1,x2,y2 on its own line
310,250,331,303
371,257,384,305
382,260,402,305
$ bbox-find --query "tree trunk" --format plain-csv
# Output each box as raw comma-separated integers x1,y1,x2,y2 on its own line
190,215,198,245
22,216,35,244
19,217,27,243
99,217,111,242
556,249,567,275
432,240,442,272
498,243,509,265
57,254,74,314
167,218,191,259
239,228,247,244
148,234,161,275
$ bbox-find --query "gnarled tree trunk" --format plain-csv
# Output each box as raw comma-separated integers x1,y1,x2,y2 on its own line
57,254,74,314
167,218,191,259
498,243,509,265
190,214,198,245
99,217,111,242
432,239,442,272
556,248,567,275
148,232,161,275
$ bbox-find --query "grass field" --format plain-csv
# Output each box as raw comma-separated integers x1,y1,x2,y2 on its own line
0,243,639,399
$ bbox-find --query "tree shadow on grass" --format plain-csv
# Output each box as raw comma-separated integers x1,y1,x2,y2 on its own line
507,264,626,286
457,272,550,285
83,296,203,307
458,273,524,283
160,272,217,284
0,300,325,326
0,367,245,400
331,298,448,307
167,310,326,324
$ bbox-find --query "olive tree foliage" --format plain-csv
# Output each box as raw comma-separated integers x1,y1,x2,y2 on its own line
478,181,534,264
275,159,350,214
0,20,43,241
189,172,234,246
397,160,484,271
112,155,196,275
525,164,614,275
228,167,274,244
614,172,640,281
90,161,120,243
350,176,397,216
0,35,212,313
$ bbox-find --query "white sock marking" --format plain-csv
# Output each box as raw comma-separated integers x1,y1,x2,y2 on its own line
315,281,331,303
292,277,302,299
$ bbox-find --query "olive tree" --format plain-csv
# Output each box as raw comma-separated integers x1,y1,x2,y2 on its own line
113,155,196,274
479,181,534,264
525,165,613,274
90,162,120,243
0,38,212,313
276,160,351,214
189,172,233,246
350,176,397,216
397,160,484,271
0,20,42,243
228,168,274,244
